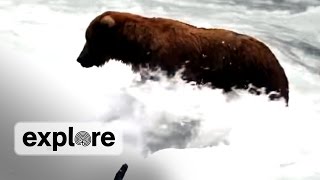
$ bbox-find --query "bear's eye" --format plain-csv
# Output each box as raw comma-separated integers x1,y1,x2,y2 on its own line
85,26,101,41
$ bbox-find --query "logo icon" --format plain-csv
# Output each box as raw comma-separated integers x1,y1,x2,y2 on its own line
74,131,91,146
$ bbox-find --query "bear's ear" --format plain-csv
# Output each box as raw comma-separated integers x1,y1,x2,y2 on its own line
100,15,116,28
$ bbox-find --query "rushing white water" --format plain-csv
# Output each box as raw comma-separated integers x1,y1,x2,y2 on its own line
0,0,320,180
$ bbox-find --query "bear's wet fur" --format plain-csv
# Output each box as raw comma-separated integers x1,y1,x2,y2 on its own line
77,11,289,105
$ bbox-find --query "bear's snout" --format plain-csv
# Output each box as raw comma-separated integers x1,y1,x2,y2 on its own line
77,56,93,68
77,44,94,68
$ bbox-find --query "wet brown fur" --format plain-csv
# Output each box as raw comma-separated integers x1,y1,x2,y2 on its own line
77,11,289,105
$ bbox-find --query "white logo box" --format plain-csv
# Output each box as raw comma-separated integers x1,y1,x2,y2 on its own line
14,122,123,156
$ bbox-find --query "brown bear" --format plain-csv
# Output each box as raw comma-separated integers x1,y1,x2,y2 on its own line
77,11,289,105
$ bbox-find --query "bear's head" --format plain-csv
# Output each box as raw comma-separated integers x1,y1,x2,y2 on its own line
77,14,117,68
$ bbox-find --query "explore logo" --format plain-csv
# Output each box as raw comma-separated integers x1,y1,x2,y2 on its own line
14,122,122,155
